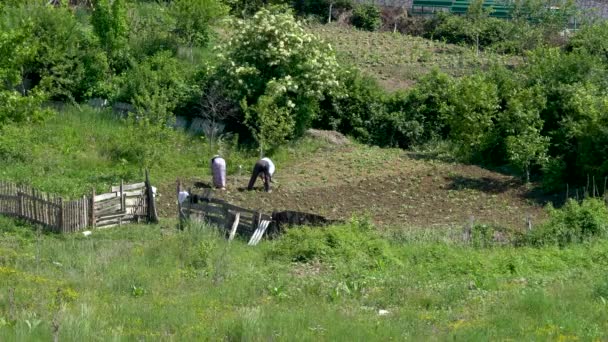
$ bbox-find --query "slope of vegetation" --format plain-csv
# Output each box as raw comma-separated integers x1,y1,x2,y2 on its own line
1,218,608,340
308,24,515,90
2,0,608,339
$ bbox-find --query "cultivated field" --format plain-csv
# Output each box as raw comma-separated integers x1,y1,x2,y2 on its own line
172,141,550,230
308,24,516,90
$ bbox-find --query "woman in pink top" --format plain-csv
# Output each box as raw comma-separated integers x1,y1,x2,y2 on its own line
210,155,226,190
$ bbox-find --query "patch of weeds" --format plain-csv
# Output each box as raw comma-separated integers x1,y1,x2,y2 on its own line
267,216,397,270
521,198,608,247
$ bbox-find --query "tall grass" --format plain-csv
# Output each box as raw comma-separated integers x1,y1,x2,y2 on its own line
1,216,608,340
0,105,327,199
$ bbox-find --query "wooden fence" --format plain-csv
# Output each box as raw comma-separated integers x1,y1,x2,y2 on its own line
0,172,158,233
177,181,337,244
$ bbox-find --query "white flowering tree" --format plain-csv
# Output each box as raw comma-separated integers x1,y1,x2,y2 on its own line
219,8,340,153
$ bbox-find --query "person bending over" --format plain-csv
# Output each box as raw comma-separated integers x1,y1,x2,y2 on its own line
247,157,275,192
210,155,226,190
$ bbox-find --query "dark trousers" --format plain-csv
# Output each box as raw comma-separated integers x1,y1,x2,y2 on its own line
247,160,271,192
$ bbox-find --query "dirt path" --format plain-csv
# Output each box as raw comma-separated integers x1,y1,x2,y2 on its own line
157,145,552,229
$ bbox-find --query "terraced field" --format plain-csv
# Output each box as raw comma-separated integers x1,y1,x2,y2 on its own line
308,24,516,90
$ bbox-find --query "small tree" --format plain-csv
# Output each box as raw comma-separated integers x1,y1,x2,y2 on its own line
198,82,238,154
443,74,500,160
219,8,340,153
241,81,296,156
351,4,382,32
0,25,52,127
506,129,549,183
170,0,228,59
91,0,129,71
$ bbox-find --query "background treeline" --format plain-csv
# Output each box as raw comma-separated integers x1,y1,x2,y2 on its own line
1,0,607,191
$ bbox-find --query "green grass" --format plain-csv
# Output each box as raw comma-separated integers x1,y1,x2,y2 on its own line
1,216,607,340
0,105,326,200
0,106,205,198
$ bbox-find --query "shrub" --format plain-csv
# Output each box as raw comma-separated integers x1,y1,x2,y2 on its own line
218,8,340,152
169,0,228,50
316,68,384,143
117,51,195,124
567,21,608,65
267,217,396,270
128,2,179,59
524,198,608,247
1,2,110,102
293,0,353,20
351,4,381,32
91,0,130,72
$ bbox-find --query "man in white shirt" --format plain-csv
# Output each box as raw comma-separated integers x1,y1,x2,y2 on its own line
247,157,275,192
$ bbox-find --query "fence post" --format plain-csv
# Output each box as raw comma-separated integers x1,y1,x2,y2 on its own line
463,216,473,243
120,180,124,212
58,198,64,234
145,169,158,223
33,189,39,224
91,188,96,228
17,189,23,218
177,179,183,230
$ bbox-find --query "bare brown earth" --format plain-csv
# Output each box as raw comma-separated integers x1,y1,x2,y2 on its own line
156,143,555,230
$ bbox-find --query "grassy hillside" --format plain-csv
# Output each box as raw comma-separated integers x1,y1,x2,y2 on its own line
1,218,608,340
0,106,547,229
308,24,516,90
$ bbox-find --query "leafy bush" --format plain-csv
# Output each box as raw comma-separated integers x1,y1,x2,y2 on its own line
91,0,130,72
567,21,608,65
316,68,384,142
224,0,290,17
524,198,608,247
128,2,179,59
169,0,228,49
268,217,396,270
442,73,500,160
118,51,195,125
293,0,352,20
1,2,110,102
351,4,381,32
218,8,340,152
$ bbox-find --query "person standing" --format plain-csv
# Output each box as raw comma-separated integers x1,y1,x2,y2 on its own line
247,157,275,192
210,155,226,190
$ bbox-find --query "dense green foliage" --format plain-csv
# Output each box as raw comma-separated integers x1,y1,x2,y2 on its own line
218,8,340,152
524,198,608,247
351,4,382,31
1,0,607,189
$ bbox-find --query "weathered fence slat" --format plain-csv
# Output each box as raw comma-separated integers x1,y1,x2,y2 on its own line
94,192,120,202
1,174,156,233
111,182,145,193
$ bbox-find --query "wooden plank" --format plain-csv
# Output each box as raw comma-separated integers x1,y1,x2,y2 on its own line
111,182,145,193
96,218,122,227
248,220,271,246
95,198,121,209
200,205,226,217
94,192,119,202
125,197,144,207
228,212,240,242
91,188,96,228
96,204,123,217
97,213,133,222
123,189,145,197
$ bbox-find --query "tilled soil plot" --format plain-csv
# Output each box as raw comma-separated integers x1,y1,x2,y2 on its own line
157,145,554,229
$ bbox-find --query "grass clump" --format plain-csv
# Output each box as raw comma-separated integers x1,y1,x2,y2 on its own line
523,198,608,247
267,217,397,270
